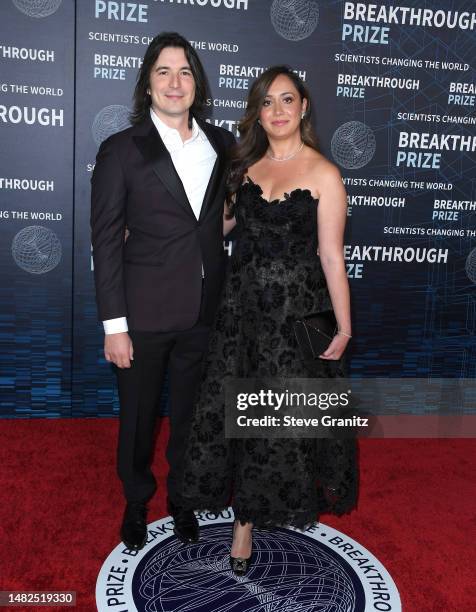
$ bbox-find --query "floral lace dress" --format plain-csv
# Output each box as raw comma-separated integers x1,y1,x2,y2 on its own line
181,178,358,528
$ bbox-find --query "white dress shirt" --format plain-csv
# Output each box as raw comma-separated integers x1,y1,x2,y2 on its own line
103,108,217,335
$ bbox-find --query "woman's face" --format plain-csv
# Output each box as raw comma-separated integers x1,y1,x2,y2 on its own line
258,74,307,140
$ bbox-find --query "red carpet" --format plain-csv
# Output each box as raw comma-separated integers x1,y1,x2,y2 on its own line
0,419,474,611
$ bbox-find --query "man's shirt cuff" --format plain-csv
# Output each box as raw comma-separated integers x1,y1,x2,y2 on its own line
103,317,128,335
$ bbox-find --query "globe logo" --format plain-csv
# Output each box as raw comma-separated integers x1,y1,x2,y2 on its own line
11,226,62,274
132,524,364,611
465,248,476,284
97,513,401,611
271,0,319,41
92,105,131,147
12,0,62,18
331,121,376,169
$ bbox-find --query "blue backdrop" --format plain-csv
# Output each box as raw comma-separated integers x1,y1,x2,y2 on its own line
0,0,475,417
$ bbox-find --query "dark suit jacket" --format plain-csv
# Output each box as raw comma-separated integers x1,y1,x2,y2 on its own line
90,114,235,331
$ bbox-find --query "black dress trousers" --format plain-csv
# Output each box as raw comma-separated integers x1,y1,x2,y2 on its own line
115,286,210,504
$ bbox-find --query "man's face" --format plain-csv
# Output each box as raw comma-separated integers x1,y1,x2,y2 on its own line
148,46,196,120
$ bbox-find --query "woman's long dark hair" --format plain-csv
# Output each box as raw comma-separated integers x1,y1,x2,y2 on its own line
226,66,319,208
130,32,210,125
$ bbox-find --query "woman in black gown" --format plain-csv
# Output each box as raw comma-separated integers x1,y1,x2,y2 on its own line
181,66,358,575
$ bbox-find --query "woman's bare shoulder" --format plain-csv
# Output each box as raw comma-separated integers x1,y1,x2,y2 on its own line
303,148,343,195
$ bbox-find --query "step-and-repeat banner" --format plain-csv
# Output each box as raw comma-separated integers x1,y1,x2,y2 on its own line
0,0,74,416
1,0,475,417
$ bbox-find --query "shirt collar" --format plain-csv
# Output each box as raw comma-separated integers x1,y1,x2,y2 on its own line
150,108,203,148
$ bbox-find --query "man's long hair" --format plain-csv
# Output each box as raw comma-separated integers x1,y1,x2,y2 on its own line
226,66,319,208
130,32,210,125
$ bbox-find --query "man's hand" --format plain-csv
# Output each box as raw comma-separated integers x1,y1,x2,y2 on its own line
104,332,134,368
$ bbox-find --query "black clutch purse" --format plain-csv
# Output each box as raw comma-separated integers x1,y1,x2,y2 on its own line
293,310,337,360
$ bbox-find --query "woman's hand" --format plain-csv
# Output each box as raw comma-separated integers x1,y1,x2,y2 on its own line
319,333,350,360
224,214,236,236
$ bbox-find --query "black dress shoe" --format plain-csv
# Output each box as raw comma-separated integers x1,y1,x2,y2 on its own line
168,500,199,544
120,501,148,550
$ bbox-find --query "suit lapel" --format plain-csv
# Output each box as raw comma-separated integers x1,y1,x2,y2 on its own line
197,118,225,223
132,118,195,220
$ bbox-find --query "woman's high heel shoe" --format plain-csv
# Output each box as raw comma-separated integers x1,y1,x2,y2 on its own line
230,553,253,576
230,521,253,577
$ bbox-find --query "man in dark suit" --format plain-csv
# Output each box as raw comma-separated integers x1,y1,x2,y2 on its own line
91,32,234,550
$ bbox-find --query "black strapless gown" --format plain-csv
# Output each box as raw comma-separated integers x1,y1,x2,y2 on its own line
181,178,358,528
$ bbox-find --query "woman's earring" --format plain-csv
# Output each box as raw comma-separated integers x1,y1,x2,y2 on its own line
147,89,151,96
257,119,261,125
301,112,305,120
